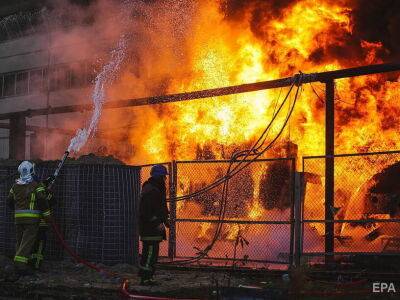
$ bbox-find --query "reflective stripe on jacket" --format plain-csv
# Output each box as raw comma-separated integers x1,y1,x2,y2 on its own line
9,181,51,224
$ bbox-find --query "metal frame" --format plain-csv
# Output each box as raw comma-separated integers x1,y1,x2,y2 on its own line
138,149,400,269
301,150,400,259
138,157,296,268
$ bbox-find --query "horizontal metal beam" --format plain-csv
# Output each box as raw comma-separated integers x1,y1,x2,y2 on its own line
175,218,291,225
0,62,398,120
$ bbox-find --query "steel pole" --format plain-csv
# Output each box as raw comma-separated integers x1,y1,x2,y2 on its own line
325,80,335,264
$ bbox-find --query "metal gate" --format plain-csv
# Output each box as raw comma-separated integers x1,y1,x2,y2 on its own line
138,151,400,269
139,158,295,270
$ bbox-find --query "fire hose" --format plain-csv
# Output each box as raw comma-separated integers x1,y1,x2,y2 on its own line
50,214,199,299
48,151,198,300
47,150,70,189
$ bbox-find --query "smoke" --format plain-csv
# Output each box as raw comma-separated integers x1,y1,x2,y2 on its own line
23,0,400,162
30,0,194,158
352,0,400,61
221,0,400,65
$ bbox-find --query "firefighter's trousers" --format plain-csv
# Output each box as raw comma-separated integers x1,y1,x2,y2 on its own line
138,241,160,280
14,223,39,270
31,226,47,269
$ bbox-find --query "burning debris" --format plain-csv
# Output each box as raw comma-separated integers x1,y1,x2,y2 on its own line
364,161,400,217
187,166,253,218
342,161,400,245
259,161,292,211
259,143,297,210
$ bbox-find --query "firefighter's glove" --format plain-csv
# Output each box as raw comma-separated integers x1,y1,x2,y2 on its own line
44,175,56,187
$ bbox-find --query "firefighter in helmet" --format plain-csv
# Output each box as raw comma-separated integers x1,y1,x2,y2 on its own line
138,164,170,285
7,161,52,275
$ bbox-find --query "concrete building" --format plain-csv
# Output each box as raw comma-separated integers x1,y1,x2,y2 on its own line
0,0,107,160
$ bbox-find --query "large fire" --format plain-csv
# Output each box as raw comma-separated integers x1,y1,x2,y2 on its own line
100,0,400,164
99,0,400,262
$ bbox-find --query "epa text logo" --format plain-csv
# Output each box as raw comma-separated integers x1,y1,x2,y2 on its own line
373,282,397,293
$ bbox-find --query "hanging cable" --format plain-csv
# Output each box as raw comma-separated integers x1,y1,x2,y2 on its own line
168,76,299,203
163,73,304,265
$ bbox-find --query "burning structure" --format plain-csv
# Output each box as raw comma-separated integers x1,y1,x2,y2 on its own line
0,0,399,268
0,0,399,161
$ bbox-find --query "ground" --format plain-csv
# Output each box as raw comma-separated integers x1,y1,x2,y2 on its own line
0,255,399,299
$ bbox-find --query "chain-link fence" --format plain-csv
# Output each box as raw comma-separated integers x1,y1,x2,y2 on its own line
162,158,296,269
302,150,400,260
0,162,140,265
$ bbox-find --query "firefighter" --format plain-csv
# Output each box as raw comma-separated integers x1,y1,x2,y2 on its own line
30,176,55,270
7,161,52,275
138,164,169,285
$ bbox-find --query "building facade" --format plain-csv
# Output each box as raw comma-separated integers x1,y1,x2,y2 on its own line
0,0,107,160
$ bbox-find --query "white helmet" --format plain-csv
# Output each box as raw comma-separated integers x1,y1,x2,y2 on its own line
17,161,35,184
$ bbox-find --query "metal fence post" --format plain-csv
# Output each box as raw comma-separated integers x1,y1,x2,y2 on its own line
289,158,296,268
133,166,141,266
168,161,177,259
325,80,335,264
294,171,304,267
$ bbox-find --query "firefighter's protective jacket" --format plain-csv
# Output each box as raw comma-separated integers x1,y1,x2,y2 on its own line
138,177,169,241
7,181,51,224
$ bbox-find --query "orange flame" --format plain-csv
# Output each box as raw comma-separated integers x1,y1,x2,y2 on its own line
106,0,400,250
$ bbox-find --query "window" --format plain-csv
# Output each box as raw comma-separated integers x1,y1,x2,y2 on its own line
3,74,16,97
86,60,102,84
69,63,86,88
28,69,44,94
16,72,29,95
49,65,68,91
0,59,100,99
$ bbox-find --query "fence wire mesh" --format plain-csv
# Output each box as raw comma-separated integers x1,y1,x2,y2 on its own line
302,151,400,256
0,162,140,265
171,159,295,269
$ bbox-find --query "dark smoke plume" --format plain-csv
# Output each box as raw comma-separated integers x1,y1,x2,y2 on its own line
221,0,400,63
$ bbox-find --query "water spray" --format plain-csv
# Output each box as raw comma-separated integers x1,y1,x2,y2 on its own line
48,35,127,188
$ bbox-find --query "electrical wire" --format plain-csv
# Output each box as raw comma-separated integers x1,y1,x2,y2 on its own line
310,82,354,106
163,74,304,265
168,77,299,203
310,82,325,104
